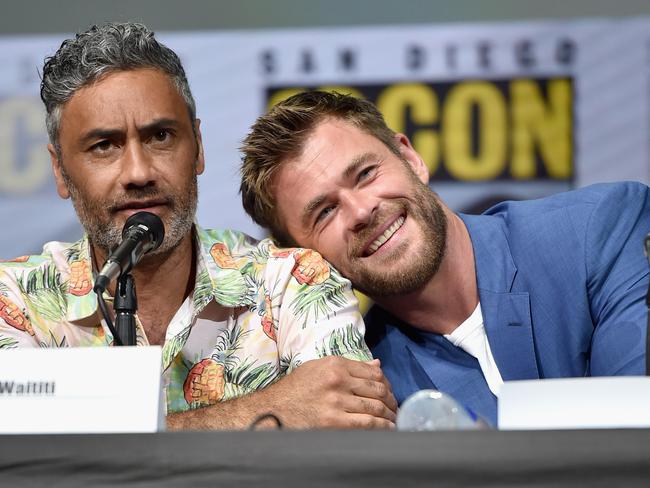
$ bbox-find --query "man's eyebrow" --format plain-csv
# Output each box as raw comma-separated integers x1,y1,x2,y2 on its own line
342,152,377,180
301,194,328,228
300,152,379,227
77,118,181,146
78,128,122,147
137,118,181,135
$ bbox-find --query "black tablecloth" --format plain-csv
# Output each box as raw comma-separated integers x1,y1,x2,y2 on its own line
2,429,650,487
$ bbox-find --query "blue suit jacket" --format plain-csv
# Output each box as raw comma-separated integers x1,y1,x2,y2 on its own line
366,182,650,426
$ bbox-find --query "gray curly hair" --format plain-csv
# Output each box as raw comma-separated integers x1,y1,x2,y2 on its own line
41,22,196,156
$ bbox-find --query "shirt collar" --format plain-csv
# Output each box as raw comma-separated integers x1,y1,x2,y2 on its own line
63,224,258,323
192,224,257,310
62,236,100,323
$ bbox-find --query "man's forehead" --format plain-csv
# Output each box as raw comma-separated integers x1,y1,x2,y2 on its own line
288,119,379,167
273,118,386,212
282,146,331,181
72,67,173,95
59,69,185,134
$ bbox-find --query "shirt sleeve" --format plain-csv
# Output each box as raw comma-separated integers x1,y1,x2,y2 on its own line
0,276,40,348
272,249,372,372
586,182,650,375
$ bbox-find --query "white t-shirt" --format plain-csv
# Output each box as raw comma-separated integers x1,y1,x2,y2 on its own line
444,303,504,396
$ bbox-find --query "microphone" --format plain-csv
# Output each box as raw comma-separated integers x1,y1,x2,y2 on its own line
93,212,165,293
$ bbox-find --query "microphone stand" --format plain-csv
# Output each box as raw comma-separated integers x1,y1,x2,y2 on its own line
114,272,138,346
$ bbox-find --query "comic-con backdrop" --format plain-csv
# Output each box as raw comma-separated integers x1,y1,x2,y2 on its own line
1,19,649,258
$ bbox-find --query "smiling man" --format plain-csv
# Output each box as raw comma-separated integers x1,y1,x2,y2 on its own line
0,25,397,430
240,90,650,426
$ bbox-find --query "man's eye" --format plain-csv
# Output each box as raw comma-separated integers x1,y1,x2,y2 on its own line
91,140,112,152
358,166,376,181
315,205,335,223
153,129,171,142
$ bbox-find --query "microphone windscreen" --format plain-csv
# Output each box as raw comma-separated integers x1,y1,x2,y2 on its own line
122,211,165,251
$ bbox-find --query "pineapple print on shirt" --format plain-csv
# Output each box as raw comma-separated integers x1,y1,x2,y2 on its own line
65,245,93,297
0,226,372,414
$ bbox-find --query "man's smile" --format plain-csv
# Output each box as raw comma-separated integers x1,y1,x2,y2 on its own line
363,214,406,257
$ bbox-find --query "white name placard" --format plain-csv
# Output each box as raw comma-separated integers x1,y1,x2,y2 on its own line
499,376,650,430
0,346,163,434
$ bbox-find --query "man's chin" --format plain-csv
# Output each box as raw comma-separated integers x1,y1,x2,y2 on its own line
86,229,121,254
350,255,441,297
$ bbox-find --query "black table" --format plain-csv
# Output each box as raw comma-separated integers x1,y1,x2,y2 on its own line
2,429,650,487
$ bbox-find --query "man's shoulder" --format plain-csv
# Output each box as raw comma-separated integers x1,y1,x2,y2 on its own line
196,226,351,291
0,240,80,278
469,181,648,248
258,239,351,289
483,181,647,220
465,181,650,284
197,226,263,263
197,226,305,268
0,240,85,339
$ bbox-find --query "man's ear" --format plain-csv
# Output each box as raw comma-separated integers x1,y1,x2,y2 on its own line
49,143,70,199
394,133,430,184
193,119,205,175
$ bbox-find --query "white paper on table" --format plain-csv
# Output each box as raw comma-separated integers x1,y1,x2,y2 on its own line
0,346,163,434
499,376,650,430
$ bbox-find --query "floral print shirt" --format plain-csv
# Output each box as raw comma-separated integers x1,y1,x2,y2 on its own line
0,225,371,413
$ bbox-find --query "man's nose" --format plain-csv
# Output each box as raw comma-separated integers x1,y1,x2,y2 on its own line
118,142,156,188
342,191,377,232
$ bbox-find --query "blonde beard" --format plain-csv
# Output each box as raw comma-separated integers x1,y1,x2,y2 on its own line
345,174,447,297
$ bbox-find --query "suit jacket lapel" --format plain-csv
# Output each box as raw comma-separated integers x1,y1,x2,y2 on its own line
479,290,539,380
460,213,540,381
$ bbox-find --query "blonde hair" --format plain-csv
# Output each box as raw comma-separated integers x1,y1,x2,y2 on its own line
240,90,399,245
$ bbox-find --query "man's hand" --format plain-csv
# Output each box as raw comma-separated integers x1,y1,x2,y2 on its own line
267,356,397,429
166,356,397,430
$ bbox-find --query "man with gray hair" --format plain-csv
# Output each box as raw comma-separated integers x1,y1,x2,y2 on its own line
0,23,397,430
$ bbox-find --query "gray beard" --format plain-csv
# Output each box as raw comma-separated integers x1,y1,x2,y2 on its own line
61,166,198,257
